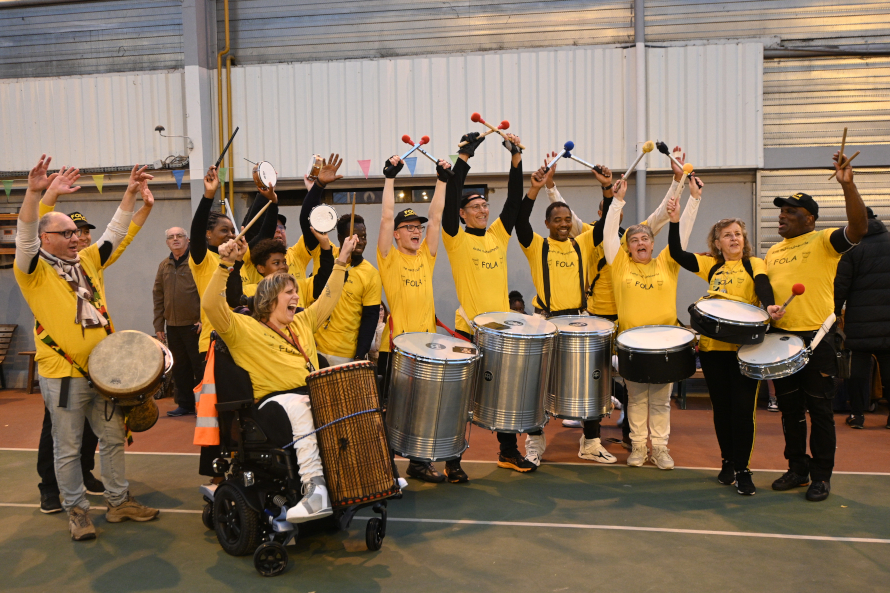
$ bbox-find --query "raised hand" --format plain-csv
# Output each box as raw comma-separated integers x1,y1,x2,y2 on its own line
204,166,220,197
613,179,628,203
833,150,854,184
219,236,247,263
667,194,680,223
502,133,522,155
45,166,82,202
303,174,314,191
258,180,278,204
689,174,704,199
336,234,358,265
317,153,344,186
436,159,452,182
127,164,154,194
593,165,612,187
458,132,484,158
383,155,404,179
27,154,55,192
140,180,155,208
310,226,331,250
543,152,558,187
530,166,547,190
670,146,686,181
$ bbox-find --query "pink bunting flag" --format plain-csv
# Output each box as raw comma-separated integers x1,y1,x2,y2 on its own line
357,160,371,179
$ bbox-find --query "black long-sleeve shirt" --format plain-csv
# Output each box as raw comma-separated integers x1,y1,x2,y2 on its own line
443,158,524,238
300,182,327,251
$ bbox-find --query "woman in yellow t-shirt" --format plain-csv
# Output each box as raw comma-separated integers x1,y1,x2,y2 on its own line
668,215,784,495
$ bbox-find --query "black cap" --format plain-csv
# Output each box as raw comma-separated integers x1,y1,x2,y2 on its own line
773,192,819,220
68,212,95,229
866,206,877,219
460,193,486,209
277,214,287,227
394,208,428,229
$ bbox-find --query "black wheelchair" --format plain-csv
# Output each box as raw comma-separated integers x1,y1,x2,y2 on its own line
201,335,391,577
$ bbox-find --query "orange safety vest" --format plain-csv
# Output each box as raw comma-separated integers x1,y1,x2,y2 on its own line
193,344,220,446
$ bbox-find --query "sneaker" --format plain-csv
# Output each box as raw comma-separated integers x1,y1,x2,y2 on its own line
627,443,648,467
735,469,756,496
444,460,469,484
771,470,809,491
524,433,547,467
83,473,105,496
651,445,674,470
199,482,218,501
69,507,96,541
611,396,623,411
286,476,333,523
105,493,160,523
406,461,446,483
497,452,537,473
806,480,831,502
166,407,196,417
40,493,63,514
561,419,582,428
397,477,408,490
845,414,864,429
578,436,617,464
767,398,779,412
717,460,735,485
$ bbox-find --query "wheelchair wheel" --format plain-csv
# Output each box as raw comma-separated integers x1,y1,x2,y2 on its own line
214,484,260,556
254,542,289,577
202,503,214,530
365,518,384,551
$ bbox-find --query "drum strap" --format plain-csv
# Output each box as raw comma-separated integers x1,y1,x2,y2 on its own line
707,258,755,286
541,239,585,315
435,318,472,343
261,321,316,373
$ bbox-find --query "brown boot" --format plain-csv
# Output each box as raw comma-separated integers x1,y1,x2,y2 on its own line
105,493,160,523
69,507,97,541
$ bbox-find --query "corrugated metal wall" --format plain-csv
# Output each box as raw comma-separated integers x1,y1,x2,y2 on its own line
0,0,184,79
645,0,890,47
0,70,186,171
218,0,633,64
764,56,890,148
757,168,890,254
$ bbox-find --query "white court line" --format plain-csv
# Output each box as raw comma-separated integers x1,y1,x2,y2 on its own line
1,503,886,544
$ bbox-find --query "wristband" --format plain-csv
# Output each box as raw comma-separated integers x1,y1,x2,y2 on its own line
601,184,613,191
219,262,234,273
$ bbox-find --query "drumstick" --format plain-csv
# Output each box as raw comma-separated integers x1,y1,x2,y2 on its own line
400,134,428,160
656,140,684,170
808,312,837,352
839,127,847,164
349,192,356,237
215,127,239,168
778,283,805,313
235,200,271,241
828,150,860,180
470,112,527,149
458,121,509,147
621,140,655,179
545,141,575,172
672,163,694,200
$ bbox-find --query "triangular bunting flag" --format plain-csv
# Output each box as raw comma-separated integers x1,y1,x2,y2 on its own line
172,169,186,189
2,180,12,196
92,175,104,193
405,157,417,176
218,167,227,183
449,154,459,164
357,160,371,179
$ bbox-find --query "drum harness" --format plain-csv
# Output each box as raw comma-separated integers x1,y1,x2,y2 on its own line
537,238,586,318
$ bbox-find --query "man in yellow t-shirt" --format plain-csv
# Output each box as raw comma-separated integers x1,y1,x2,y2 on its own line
763,151,869,502
377,155,450,483
14,156,159,541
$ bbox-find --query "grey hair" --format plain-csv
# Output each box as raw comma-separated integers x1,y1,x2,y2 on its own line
625,223,654,243
38,212,71,236
164,227,188,239
251,272,297,321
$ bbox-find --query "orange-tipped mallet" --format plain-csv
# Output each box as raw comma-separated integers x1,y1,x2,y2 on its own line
779,283,806,313
400,134,428,160
468,112,526,149
459,120,509,147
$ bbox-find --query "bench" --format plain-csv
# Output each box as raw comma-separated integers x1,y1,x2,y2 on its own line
17,351,39,394
0,324,15,389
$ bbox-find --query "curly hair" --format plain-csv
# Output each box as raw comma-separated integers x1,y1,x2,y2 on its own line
250,238,287,269
707,218,752,262
251,272,297,321
336,213,365,239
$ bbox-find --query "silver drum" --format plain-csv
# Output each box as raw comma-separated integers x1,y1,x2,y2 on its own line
472,311,557,433
387,332,481,462
547,315,615,420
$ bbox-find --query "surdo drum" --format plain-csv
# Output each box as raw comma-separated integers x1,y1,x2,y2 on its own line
547,316,614,421
386,333,481,462
308,204,338,233
689,298,770,345
615,325,697,384
472,312,557,433
251,161,277,191
737,333,808,380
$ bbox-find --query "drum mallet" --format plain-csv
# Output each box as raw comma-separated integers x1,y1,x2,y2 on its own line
215,126,239,168
413,143,454,177
656,140,684,170
235,200,273,241
621,140,655,180
778,283,805,313
470,112,527,150
672,163,694,201
400,134,429,160
544,141,575,172
458,120,510,147
807,312,837,351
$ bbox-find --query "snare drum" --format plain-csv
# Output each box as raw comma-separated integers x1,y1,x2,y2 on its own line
689,298,770,345
737,333,808,380
306,361,399,509
306,154,323,181
547,316,614,420
309,204,338,233
252,161,277,191
472,312,557,433
387,333,481,462
616,325,697,384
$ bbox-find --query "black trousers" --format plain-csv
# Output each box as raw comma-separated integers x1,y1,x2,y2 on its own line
581,380,628,440
848,349,890,416
166,324,203,410
699,350,759,470
772,331,839,482
37,406,98,496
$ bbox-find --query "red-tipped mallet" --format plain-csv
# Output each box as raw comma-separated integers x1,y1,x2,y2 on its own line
400,134,428,160
469,112,526,149
779,283,805,313
458,120,509,147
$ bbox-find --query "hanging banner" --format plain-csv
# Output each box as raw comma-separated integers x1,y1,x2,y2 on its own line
357,160,371,179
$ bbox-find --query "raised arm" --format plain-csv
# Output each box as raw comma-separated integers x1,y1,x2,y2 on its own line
308,236,356,330
191,166,220,265
603,179,626,265
377,156,403,258
832,150,869,247
425,160,450,257
15,155,61,273
105,180,154,268
300,153,344,252
498,133,524,235
516,166,546,248
203,237,248,334
678,174,702,250
543,153,584,238
95,164,147,266
310,229,334,300
443,132,483,237
646,147,686,236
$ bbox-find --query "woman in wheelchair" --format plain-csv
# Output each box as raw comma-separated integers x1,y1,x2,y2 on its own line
203,234,358,523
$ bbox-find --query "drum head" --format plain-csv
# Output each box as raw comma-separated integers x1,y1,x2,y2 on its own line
88,331,164,397
257,162,277,188
738,333,805,364
616,325,695,350
697,299,770,323
393,332,479,360
549,315,614,336
473,311,556,337
308,359,375,379
309,205,338,233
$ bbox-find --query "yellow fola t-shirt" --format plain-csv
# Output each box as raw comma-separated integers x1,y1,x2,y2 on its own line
313,260,382,359
693,255,767,352
522,229,595,313
192,247,252,352
442,219,511,334
14,244,112,378
611,246,681,335
377,241,437,353
765,228,843,331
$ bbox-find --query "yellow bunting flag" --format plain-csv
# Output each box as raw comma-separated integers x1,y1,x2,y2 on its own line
92,175,104,193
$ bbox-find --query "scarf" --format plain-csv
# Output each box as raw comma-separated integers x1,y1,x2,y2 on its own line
39,248,109,331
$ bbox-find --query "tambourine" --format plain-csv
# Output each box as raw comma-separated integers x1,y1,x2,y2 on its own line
252,161,277,191
309,204,338,233
306,154,323,181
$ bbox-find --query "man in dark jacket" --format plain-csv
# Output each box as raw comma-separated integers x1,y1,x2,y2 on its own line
835,207,890,429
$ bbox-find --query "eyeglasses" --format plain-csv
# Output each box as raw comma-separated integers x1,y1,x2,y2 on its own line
44,229,87,239
166,233,187,240
463,203,489,213
276,225,286,232
398,224,425,233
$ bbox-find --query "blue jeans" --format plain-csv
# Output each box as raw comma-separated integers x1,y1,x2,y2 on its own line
39,376,128,512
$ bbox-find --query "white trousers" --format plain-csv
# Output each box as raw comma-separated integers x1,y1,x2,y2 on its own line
259,393,323,483
319,352,353,367
625,380,673,447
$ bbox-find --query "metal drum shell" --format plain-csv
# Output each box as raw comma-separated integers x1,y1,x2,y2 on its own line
472,314,556,433
737,334,809,380
386,334,481,462
547,316,614,420
616,325,697,384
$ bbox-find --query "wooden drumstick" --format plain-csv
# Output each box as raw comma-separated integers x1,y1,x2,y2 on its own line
828,150,860,180
808,312,837,351
778,283,805,313
470,113,527,149
458,121,510,147
235,200,271,241
349,192,356,237
839,127,847,163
